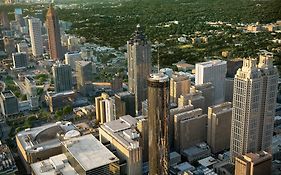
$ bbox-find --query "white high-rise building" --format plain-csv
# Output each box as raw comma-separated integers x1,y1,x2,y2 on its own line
195,60,227,105
28,18,43,57
230,53,278,161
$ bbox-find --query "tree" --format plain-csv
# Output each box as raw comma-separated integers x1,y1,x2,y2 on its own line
20,94,27,101
63,105,73,115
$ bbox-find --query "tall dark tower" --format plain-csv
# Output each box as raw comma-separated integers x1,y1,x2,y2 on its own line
148,73,170,175
46,4,63,61
127,25,152,115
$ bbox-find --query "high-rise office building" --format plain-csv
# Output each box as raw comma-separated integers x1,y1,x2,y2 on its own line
174,108,207,152
191,82,215,112
207,102,232,154
234,151,272,175
127,25,151,115
148,73,170,175
28,18,43,57
230,55,278,161
170,73,191,105
114,91,135,118
65,52,82,70
76,61,93,95
25,76,39,110
15,8,24,27
3,37,16,58
52,62,72,93
12,52,28,69
0,10,10,29
17,42,29,53
95,93,116,124
46,4,63,60
195,60,227,105
0,90,19,117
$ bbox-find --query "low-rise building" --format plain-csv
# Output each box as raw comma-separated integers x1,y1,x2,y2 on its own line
16,121,78,173
0,90,19,117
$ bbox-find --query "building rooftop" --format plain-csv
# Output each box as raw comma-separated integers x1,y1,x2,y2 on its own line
198,156,218,168
100,115,140,149
1,90,15,98
16,121,77,153
76,60,91,67
31,154,78,175
196,60,226,67
0,142,18,175
183,142,210,157
62,134,118,171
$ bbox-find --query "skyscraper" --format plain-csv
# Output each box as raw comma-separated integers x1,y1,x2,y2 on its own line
148,73,170,175
52,62,72,93
12,52,28,69
195,60,227,105
127,25,151,115
0,10,10,29
46,4,63,60
15,8,25,27
230,54,278,161
28,18,43,57
76,61,93,95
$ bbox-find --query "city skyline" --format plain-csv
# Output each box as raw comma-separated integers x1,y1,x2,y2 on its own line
0,1,280,175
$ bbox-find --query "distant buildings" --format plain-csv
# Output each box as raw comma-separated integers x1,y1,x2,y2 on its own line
148,73,170,175
0,90,19,117
12,52,28,69
195,60,227,105
52,62,72,93
127,25,151,115
99,115,142,175
46,4,63,60
230,54,278,161
234,152,272,175
28,18,43,57
207,102,232,154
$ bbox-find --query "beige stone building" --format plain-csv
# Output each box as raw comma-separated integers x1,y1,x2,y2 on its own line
174,108,207,152
178,91,205,112
207,102,232,154
234,151,272,175
170,73,191,104
230,54,279,161
99,115,142,175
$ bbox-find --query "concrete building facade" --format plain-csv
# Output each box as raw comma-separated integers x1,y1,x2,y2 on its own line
52,63,72,93
28,18,43,57
230,55,278,161
195,60,227,105
207,102,232,154
147,73,170,175
127,25,151,115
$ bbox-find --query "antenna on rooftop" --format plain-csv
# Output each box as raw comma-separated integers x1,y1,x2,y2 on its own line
156,41,160,73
